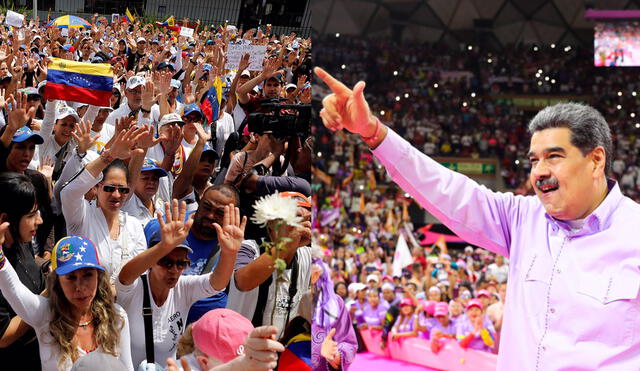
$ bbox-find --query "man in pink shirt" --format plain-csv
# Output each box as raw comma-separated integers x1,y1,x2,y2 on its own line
315,66,640,370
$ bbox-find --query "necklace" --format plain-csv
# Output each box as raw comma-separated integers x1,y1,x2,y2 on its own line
78,318,94,329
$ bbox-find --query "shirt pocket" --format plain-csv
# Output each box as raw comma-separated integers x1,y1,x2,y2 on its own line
522,253,551,320
577,267,640,346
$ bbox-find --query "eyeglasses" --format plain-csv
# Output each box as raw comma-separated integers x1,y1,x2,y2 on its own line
101,184,130,194
183,115,200,124
157,258,191,270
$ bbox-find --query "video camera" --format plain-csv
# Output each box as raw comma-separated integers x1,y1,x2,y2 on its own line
246,99,311,140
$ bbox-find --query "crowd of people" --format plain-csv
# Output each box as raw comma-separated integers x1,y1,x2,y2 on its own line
0,12,312,371
311,33,640,369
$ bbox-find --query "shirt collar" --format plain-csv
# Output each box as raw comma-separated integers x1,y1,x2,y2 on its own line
545,178,623,236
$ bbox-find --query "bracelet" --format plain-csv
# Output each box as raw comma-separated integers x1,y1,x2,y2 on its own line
0,249,6,270
361,117,381,142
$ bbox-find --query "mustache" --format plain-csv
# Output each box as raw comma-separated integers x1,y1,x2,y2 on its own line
536,177,559,189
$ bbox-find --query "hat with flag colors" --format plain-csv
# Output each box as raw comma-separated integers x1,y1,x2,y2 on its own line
51,236,105,275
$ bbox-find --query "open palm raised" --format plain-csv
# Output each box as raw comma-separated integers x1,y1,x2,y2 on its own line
158,199,194,248
213,205,247,255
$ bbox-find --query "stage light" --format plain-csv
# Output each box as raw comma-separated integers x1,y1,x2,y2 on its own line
487,58,493,63
617,104,622,110
564,46,572,52
535,73,541,78
359,185,364,190
533,46,539,51
537,81,542,86
618,91,623,96
634,91,638,96
471,92,476,98
467,45,473,50
537,69,543,74
515,160,520,165
551,79,556,84
544,76,549,81
550,43,556,48
434,83,439,88
317,152,322,157
341,64,346,69
404,93,409,98
462,102,468,107
395,96,400,101
393,70,398,76
352,227,357,232
636,123,640,128
631,113,636,118
336,33,340,38
380,110,385,115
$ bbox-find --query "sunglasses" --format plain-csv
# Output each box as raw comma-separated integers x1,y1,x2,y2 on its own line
157,257,191,270
101,184,130,194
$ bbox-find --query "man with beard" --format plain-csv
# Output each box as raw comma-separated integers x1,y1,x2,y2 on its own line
144,184,241,324
316,67,640,370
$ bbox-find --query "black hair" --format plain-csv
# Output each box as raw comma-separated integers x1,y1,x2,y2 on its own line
219,131,240,169
0,172,37,241
201,183,240,207
102,159,130,183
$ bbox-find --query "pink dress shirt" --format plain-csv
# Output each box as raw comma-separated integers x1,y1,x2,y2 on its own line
372,128,640,370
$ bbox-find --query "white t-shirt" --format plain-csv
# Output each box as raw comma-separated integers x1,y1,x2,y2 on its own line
215,111,235,157
115,274,219,368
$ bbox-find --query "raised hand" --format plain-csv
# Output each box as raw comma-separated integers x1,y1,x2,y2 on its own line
108,126,146,159
37,156,55,182
300,85,311,104
114,115,136,134
0,221,9,247
7,92,36,131
193,121,211,143
315,67,376,137
161,125,182,156
0,88,6,110
321,328,339,362
238,53,250,72
213,205,247,255
134,124,164,149
261,56,282,79
158,199,193,249
26,57,37,72
71,119,101,154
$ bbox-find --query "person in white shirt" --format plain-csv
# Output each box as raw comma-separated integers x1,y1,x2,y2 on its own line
486,255,509,284
60,125,156,283
122,158,168,227
80,104,115,152
104,76,156,128
0,230,133,371
38,100,80,179
116,199,246,369
215,95,235,159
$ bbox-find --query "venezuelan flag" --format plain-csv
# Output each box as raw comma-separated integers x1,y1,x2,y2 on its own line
278,334,311,370
44,58,114,106
163,16,175,27
123,8,135,24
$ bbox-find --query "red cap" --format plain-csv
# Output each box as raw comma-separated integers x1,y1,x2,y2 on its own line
466,298,483,311
477,289,491,298
192,309,254,362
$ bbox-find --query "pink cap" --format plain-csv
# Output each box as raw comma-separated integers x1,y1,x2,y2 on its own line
382,275,393,282
434,302,449,317
192,309,254,362
477,289,491,298
424,300,437,316
466,298,483,311
400,297,415,307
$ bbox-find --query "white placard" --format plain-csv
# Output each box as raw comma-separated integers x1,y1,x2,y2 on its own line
225,43,267,71
180,27,194,37
61,28,69,37
5,10,24,28
111,14,119,23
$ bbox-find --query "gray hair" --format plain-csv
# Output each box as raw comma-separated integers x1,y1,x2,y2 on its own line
527,102,612,175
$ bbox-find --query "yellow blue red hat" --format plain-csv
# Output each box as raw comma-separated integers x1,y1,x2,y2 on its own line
51,236,105,275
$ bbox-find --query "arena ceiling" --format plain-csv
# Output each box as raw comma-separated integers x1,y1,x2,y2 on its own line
312,0,640,47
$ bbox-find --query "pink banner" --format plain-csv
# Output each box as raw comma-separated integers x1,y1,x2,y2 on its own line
420,231,467,246
359,329,497,371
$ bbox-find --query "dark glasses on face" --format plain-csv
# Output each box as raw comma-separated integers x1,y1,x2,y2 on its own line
157,258,191,270
102,184,130,194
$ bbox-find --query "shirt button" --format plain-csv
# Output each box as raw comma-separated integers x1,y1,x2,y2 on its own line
550,308,555,314
556,268,561,274
542,345,547,351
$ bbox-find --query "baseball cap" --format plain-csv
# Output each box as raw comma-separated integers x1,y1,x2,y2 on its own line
201,144,219,160
266,74,283,84
285,83,297,91
12,126,44,144
381,282,394,291
148,228,193,254
240,70,251,77
159,112,185,128
51,236,106,275
70,350,127,371
464,246,474,253
348,282,367,293
366,274,379,283
126,75,145,90
434,302,449,317
280,191,312,208
141,158,168,177
19,87,40,97
157,61,175,71
136,37,147,43
203,64,213,72
466,298,483,311
37,80,47,92
424,300,436,316
170,79,181,89
151,39,159,45
192,309,254,362
98,106,114,112
183,104,204,120
428,286,441,294
400,297,415,307
477,289,491,299
55,105,80,122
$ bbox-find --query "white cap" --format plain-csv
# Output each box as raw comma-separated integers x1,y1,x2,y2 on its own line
55,105,80,121
170,79,181,89
98,106,113,112
366,274,379,283
348,282,367,293
159,113,184,128
136,37,147,43
126,75,145,90
240,70,251,77
285,83,297,91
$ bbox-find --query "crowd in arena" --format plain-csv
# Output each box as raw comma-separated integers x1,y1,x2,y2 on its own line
311,33,640,369
0,12,312,371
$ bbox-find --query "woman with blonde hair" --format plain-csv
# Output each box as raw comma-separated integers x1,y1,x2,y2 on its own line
0,224,133,371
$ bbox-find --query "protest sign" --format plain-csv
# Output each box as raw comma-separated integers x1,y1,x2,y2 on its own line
5,10,24,28
180,27,194,37
225,43,267,71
